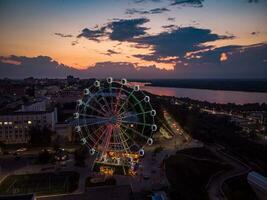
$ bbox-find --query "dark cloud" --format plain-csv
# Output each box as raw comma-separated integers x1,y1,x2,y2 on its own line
248,0,259,3
1,43,266,79
170,0,204,7
132,0,162,3
103,49,120,56
0,56,171,79
77,27,106,41
251,31,260,35
175,43,267,79
87,62,170,78
108,18,149,41
126,8,149,15
78,18,149,42
134,54,161,62
186,45,241,64
133,26,233,61
54,33,73,38
71,40,79,46
126,7,169,15
150,7,170,14
0,55,80,78
162,24,177,29
167,17,175,21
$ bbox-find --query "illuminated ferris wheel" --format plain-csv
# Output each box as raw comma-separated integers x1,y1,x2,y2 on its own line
74,77,157,158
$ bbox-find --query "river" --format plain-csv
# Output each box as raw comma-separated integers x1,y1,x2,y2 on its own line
141,86,267,104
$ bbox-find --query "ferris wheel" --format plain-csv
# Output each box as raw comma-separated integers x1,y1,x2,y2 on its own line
74,77,157,157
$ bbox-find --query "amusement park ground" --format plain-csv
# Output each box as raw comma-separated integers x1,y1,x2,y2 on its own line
0,110,201,199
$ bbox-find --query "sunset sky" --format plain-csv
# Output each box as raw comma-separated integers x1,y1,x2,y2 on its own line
0,0,267,79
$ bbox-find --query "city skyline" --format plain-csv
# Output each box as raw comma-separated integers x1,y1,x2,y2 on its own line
0,0,267,78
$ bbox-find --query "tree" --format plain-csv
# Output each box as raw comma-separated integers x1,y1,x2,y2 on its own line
29,126,53,147
38,149,52,164
74,146,88,167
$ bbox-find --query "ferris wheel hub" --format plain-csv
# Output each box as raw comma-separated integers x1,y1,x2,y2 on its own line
109,116,120,124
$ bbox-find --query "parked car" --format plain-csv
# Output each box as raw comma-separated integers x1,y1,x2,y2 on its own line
16,148,27,152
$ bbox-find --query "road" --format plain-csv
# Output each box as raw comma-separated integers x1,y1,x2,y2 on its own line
206,144,251,200
159,110,251,200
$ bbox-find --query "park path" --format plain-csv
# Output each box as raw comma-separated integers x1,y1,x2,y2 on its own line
206,144,251,200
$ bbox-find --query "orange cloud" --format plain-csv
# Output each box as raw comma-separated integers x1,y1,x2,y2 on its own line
220,52,228,62
1,59,21,65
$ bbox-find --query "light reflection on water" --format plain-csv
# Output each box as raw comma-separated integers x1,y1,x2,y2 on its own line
141,86,267,104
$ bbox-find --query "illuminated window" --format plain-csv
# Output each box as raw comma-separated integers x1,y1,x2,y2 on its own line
4,122,8,125
8,122,12,125
0,122,2,125
28,120,32,124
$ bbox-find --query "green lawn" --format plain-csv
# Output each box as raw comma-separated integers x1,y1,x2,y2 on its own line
0,171,79,196
177,147,221,161
222,174,257,200
165,148,230,200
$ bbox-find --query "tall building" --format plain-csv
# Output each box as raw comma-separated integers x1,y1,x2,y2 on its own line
0,100,57,144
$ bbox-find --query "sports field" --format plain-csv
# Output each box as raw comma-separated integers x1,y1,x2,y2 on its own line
0,171,79,196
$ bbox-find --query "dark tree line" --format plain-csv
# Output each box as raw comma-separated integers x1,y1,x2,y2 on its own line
179,97,267,112
161,100,267,174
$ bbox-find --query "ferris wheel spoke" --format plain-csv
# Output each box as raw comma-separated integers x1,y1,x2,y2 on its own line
117,90,134,114
117,98,138,119
113,128,129,152
83,125,106,147
99,91,112,114
90,95,109,114
120,120,152,127
84,102,107,117
120,123,149,140
92,126,108,149
103,125,113,152
100,96,112,114
78,118,110,127
114,85,124,114
114,129,123,151
86,124,104,139
80,127,100,144
109,85,115,112
119,110,152,119
120,126,142,149
133,98,145,107
118,130,131,153
113,136,122,151
84,133,97,144
79,113,109,120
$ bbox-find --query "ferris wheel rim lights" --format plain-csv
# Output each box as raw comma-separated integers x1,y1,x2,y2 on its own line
75,77,156,157
121,78,127,85
107,77,113,84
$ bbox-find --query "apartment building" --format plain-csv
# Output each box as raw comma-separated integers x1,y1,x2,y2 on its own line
0,100,57,144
